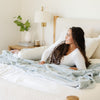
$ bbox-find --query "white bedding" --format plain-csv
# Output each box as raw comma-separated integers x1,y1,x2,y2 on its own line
0,77,100,100
0,59,100,100
90,59,100,64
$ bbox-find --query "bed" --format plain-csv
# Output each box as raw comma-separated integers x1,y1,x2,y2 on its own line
0,16,100,100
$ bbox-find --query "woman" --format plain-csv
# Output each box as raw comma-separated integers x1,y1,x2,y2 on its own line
40,27,90,70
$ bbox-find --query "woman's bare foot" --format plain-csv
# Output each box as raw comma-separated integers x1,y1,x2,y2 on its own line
39,61,45,64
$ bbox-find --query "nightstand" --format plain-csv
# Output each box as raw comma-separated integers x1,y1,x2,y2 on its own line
8,45,38,51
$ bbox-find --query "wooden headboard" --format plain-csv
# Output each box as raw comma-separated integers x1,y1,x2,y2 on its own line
53,16,59,43
53,16,100,43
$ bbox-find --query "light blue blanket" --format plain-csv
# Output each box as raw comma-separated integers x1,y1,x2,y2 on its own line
0,50,100,89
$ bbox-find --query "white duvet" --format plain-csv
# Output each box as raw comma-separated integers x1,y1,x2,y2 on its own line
0,59,100,100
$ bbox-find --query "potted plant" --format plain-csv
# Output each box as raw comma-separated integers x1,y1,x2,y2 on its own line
13,15,31,42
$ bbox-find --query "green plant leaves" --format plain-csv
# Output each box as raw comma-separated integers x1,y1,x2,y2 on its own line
24,20,31,31
20,26,25,31
14,20,23,26
13,15,31,32
24,20,30,28
17,15,22,20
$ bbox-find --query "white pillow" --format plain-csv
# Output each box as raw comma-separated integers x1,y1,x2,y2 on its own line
85,33,100,38
91,36,100,59
85,37,99,58
18,36,99,60
18,46,49,60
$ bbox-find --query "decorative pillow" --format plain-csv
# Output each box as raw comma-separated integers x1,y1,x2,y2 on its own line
85,37,99,58
18,35,100,60
85,33,100,38
91,35,100,59
18,46,49,60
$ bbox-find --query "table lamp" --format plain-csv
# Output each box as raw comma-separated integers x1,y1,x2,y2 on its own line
34,6,50,46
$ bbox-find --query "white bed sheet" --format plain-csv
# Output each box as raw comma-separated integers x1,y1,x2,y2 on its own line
0,59,100,100
90,59,100,64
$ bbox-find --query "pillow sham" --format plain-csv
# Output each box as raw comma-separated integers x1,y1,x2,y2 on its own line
18,46,49,60
85,33,100,38
91,35,100,59
85,37,99,58
18,36,100,60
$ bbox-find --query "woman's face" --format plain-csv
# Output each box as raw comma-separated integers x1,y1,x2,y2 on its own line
65,29,74,44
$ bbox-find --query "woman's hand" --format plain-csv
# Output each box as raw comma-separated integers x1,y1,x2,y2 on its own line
39,61,45,64
70,67,78,70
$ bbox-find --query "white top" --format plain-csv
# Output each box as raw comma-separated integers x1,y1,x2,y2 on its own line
41,38,86,70
61,48,86,69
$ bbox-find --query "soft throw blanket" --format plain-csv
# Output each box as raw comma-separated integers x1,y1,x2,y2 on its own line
0,50,100,89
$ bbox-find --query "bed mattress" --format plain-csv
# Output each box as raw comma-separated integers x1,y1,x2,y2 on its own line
0,58,100,100
0,77,100,100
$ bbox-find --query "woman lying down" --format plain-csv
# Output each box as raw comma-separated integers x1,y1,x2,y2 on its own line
12,27,90,70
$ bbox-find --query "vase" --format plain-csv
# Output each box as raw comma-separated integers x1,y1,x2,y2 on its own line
24,31,31,43
20,32,25,42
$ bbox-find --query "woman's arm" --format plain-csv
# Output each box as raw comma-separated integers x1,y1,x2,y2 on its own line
40,31,67,64
40,39,65,63
73,50,86,70
70,67,78,70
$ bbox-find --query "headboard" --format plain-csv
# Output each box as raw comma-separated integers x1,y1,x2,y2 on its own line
53,16,100,43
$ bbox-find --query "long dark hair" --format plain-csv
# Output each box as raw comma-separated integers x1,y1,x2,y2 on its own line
50,27,90,68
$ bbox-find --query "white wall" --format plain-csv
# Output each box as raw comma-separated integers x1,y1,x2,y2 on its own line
1,0,100,52
20,0,100,45
0,0,21,53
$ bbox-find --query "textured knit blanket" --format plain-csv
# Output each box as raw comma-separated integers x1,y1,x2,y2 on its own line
0,50,100,89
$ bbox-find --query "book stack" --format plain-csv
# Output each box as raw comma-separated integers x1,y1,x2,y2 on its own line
17,42,34,47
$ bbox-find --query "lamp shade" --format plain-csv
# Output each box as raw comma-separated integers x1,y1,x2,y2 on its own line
34,11,50,23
